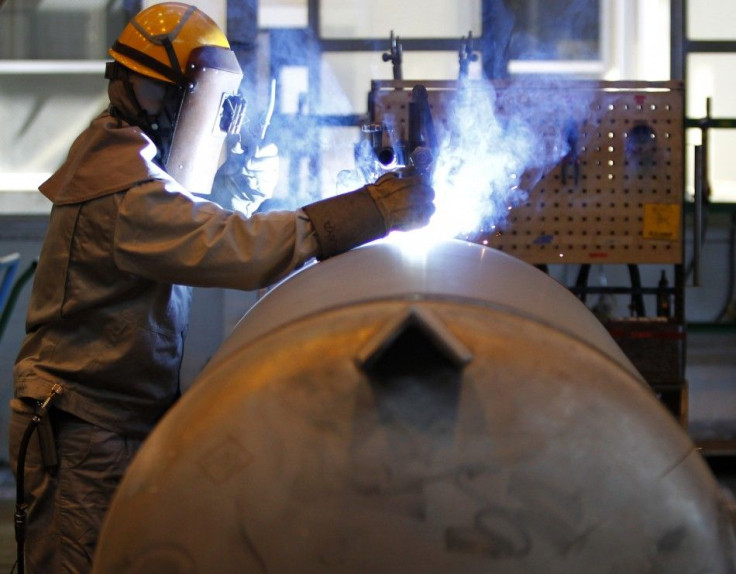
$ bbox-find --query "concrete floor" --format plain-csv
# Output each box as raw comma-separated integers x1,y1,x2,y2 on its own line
0,330,733,572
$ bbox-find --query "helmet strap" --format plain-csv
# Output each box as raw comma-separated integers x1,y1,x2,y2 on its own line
110,40,187,86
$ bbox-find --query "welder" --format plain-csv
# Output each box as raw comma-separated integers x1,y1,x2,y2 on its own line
7,3,435,572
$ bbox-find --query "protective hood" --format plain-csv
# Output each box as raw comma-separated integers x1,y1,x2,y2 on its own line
165,45,246,195
39,112,169,206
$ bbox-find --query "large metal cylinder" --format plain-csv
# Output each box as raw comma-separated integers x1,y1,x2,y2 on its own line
93,239,735,573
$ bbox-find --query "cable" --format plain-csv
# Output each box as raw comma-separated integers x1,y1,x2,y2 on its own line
14,385,62,574
714,209,736,322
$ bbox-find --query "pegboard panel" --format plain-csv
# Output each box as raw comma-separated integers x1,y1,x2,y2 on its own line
369,80,684,265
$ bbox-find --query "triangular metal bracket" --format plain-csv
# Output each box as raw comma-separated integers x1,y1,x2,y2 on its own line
355,305,473,374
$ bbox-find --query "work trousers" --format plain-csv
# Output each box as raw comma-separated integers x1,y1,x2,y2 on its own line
8,398,143,574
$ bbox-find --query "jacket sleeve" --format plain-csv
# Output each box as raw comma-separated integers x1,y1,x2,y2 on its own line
113,180,319,291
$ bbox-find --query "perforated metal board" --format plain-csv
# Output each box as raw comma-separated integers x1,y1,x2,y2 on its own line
369,80,684,265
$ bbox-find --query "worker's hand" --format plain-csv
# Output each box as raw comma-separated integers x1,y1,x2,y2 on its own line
245,143,279,201
211,140,279,216
302,171,435,260
364,171,435,233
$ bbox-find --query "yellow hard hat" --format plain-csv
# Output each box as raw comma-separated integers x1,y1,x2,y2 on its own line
109,2,230,85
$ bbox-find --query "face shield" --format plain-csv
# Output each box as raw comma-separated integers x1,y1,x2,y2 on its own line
165,45,246,196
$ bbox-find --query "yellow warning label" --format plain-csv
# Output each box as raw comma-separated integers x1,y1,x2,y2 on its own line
642,203,681,240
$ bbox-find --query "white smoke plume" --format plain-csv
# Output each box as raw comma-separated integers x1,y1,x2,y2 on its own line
425,77,593,239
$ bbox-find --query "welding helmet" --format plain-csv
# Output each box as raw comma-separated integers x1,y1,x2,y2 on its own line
107,2,246,194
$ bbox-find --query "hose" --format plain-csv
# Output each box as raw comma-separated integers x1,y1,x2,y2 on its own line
714,210,736,322
13,385,62,574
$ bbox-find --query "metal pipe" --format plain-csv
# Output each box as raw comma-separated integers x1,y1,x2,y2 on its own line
92,239,735,573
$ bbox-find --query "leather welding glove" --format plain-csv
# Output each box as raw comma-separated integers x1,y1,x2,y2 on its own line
302,171,435,259
211,141,279,216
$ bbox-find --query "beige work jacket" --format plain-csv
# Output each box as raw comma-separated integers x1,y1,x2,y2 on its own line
13,111,318,437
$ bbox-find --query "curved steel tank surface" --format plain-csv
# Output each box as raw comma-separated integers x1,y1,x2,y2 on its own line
93,238,736,573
